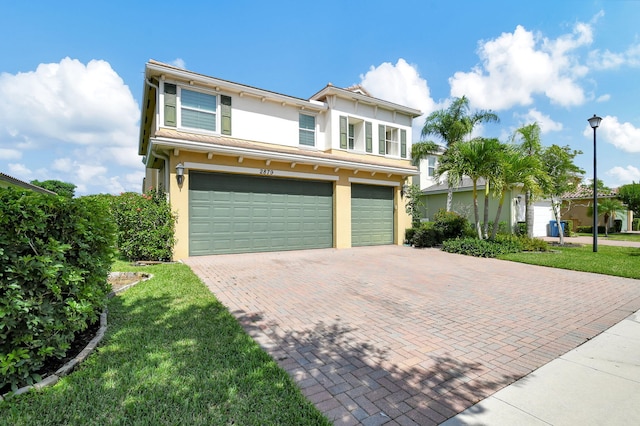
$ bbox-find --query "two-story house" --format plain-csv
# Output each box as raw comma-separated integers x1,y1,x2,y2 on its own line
138,60,421,259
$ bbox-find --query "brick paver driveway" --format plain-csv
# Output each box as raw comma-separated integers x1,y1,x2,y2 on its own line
185,246,640,425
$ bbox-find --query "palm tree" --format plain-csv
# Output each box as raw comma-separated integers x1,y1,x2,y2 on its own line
412,96,499,211
439,138,502,239
587,198,626,237
511,123,543,238
489,147,545,239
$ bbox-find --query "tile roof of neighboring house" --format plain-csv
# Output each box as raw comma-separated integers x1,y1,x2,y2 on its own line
0,172,56,195
561,184,618,199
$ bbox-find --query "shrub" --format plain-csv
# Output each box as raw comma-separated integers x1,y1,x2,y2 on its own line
405,227,417,245
575,225,606,234
0,188,115,391
109,189,176,261
432,210,471,240
515,221,527,236
633,218,640,231
412,223,442,248
441,237,522,258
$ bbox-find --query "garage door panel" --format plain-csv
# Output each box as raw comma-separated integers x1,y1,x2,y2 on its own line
189,172,333,255
351,184,394,247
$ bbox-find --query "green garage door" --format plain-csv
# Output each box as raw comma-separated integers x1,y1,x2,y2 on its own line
351,184,394,246
189,172,333,255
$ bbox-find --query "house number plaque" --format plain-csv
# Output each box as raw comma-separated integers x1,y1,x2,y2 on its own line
259,168,274,176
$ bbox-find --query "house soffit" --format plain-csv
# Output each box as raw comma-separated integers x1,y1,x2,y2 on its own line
147,129,418,176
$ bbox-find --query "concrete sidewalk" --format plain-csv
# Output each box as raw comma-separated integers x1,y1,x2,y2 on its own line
443,309,640,425
542,235,640,248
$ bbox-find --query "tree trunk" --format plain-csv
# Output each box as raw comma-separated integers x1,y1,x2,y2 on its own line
552,197,564,245
472,181,481,239
446,185,453,212
482,183,490,239
604,213,610,237
490,191,507,240
525,190,534,238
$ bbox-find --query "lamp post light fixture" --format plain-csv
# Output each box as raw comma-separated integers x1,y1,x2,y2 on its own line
175,163,185,186
587,114,602,253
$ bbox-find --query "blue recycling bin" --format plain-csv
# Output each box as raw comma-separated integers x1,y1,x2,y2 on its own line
549,220,565,237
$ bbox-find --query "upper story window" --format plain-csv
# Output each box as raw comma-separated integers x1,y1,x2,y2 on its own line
163,83,232,135
385,127,399,156
348,124,355,150
340,116,372,152
299,113,315,146
427,156,437,177
378,125,407,158
181,89,217,132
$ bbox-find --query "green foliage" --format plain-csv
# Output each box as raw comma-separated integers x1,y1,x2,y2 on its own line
633,218,640,231
576,225,607,234
109,189,176,261
29,179,76,198
432,209,472,240
410,210,471,248
404,227,418,244
0,187,115,391
411,223,441,248
403,184,425,227
516,222,527,236
441,237,521,258
441,234,549,257
618,182,640,216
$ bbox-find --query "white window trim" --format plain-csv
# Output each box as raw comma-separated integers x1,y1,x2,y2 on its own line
177,85,219,134
299,112,317,147
385,126,400,157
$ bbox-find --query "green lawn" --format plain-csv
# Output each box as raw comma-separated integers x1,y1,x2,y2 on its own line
0,261,330,426
575,232,640,242
500,244,640,279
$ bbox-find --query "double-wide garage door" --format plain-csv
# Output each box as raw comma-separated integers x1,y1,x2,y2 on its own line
189,172,333,255
351,184,394,246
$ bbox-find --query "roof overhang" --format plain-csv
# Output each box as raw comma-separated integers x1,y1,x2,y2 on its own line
146,135,418,177
310,85,422,118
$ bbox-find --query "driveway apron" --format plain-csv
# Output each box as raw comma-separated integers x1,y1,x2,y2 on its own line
185,246,640,425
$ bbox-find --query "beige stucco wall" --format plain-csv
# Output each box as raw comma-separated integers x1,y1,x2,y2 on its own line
161,150,410,260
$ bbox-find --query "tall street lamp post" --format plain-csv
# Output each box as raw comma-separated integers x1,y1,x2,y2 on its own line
588,114,602,253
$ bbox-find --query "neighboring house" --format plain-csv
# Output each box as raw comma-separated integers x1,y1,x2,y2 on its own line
417,176,553,237
561,185,634,232
138,60,421,259
0,172,56,195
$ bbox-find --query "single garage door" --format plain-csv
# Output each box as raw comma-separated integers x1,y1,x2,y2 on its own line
189,172,333,255
351,184,394,246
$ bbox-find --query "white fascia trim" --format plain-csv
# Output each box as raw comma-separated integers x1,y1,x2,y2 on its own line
349,177,400,187
184,162,339,181
146,62,327,112
150,137,418,176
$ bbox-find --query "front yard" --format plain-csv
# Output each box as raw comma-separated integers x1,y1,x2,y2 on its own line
0,261,329,426
500,244,640,279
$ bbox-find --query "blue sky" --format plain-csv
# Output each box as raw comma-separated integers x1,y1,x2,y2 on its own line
1,0,639,195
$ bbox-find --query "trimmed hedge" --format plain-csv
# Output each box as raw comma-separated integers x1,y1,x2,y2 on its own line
441,234,549,258
408,210,472,248
0,188,115,391
109,189,176,262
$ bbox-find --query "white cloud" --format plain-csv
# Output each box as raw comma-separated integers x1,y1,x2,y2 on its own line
0,148,22,160
359,58,439,140
584,116,640,153
449,20,594,110
515,109,563,134
588,42,640,70
606,165,640,184
171,58,186,69
596,94,610,102
7,163,33,179
0,58,142,194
